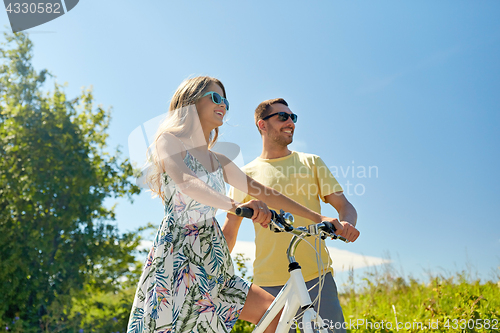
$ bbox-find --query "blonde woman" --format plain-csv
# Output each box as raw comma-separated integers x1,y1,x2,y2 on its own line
127,76,344,333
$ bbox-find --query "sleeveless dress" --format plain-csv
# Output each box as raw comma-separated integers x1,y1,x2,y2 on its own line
127,151,251,333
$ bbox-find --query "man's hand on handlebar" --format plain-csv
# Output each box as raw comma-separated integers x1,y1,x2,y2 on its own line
320,216,343,235
318,217,360,243
337,221,360,242
237,200,273,228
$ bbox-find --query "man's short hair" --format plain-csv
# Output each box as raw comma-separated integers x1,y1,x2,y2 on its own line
254,98,289,134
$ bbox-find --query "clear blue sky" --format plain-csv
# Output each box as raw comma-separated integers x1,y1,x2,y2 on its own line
3,0,499,282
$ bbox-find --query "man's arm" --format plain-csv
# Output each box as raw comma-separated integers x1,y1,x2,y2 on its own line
324,191,359,241
222,213,244,253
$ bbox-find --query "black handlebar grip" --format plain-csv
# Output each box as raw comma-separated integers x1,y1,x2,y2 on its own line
235,207,254,218
322,221,337,233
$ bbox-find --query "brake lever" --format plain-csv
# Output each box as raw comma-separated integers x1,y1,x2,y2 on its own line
331,234,349,243
269,210,287,233
278,209,294,232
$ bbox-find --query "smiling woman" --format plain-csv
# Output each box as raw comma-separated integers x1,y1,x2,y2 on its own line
127,76,257,333
127,76,279,333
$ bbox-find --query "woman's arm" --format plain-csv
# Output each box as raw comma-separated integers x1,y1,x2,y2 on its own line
157,134,272,226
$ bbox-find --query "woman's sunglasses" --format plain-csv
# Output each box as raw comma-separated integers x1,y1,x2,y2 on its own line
201,91,230,111
261,112,298,123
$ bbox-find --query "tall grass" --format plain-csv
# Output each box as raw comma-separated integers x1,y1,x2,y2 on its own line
339,264,500,332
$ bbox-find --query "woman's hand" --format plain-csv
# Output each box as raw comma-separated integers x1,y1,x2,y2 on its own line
238,200,273,228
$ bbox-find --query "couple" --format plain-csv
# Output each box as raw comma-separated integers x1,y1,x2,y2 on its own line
127,76,359,333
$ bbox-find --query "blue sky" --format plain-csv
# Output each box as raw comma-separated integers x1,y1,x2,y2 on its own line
2,0,499,283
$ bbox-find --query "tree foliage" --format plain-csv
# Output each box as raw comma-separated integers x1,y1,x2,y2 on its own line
0,32,142,331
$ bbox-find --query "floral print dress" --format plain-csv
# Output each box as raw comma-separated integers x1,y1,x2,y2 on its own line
127,151,250,333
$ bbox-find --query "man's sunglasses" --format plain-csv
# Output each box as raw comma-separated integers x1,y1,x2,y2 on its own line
261,112,298,123
201,91,230,111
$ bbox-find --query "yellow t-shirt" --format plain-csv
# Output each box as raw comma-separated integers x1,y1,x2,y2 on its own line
229,151,343,286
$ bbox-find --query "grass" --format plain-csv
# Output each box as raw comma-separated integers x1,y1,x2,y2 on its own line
339,264,500,332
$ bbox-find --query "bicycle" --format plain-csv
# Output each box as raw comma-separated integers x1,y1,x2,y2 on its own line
235,207,349,333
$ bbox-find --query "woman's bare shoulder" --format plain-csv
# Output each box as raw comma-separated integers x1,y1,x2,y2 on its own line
212,151,232,165
156,132,187,160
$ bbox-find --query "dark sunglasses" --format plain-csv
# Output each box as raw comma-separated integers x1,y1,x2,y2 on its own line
262,112,298,123
201,91,230,111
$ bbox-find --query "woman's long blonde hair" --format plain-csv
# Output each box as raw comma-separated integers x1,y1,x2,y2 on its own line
146,76,226,200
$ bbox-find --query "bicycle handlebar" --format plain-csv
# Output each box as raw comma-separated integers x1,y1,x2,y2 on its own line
235,207,261,218
235,207,348,243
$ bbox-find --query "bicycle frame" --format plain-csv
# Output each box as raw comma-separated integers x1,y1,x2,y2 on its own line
235,208,346,333
252,266,328,333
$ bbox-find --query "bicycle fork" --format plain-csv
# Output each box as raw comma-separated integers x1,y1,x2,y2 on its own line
288,266,329,333
252,265,329,333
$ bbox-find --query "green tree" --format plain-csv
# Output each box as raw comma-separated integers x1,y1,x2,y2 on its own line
0,32,142,331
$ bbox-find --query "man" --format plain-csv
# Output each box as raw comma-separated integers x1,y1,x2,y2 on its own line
222,98,359,332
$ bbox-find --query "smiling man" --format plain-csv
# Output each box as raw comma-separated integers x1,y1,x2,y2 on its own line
222,98,359,332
